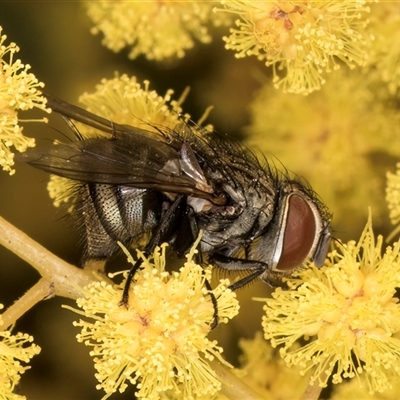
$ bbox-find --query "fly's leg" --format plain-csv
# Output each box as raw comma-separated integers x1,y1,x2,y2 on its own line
120,258,144,306
120,197,219,330
174,207,219,329
203,277,219,329
209,253,268,290
120,196,185,306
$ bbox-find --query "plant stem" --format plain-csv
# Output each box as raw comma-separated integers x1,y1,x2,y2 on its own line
300,378,324,400
210,360,268,400
0,215,96,300
1,278,52,329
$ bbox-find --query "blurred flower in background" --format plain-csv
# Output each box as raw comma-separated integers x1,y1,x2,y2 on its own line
85,1,232,61
369,1,400,96
234,331,309,400
246,66,400,238
386,163,400,242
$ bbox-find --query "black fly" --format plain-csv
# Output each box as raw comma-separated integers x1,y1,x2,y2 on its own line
18,94,331,326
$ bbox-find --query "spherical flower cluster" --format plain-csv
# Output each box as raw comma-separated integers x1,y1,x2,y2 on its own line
217,0,371,94
0,305,41,400
67,241,239,399
85,2,232,60
0,26,49,174
262,215,400,394
78,74,193,132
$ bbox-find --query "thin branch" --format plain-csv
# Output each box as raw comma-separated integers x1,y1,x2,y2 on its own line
0,215,96,300
210,360,267,400
301,376,324,400
1,278,52,329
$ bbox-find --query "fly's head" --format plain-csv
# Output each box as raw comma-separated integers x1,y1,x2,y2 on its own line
253,181,331,284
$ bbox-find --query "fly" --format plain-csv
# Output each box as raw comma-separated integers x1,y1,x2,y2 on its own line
18,94,332,327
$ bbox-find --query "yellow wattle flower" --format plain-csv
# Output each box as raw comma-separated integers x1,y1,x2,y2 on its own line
262,214,400,394
67,241,239,399
0,306,41,400
85,1,232,61
218,0,371,94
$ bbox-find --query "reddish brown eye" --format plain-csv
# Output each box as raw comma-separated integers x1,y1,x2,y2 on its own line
276,194,316,271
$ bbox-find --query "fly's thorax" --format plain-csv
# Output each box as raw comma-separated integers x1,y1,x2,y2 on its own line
195,182,277,253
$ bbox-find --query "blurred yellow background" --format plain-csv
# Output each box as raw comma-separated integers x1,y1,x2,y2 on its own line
1,2,397,399
0,3,268,399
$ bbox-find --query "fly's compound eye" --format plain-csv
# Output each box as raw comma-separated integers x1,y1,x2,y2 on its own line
272,192,330,272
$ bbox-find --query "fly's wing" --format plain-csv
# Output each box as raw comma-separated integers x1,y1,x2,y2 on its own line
17,95,218,201
19,135,215,197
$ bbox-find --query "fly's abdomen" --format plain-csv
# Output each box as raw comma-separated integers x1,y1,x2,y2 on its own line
80,184,160,259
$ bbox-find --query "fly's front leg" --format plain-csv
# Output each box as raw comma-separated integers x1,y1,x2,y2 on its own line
209,253,269,290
